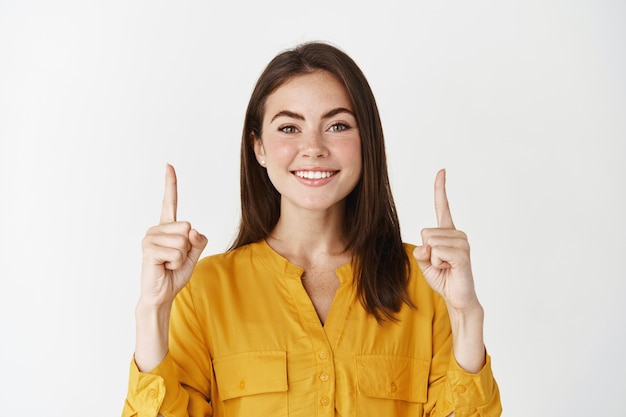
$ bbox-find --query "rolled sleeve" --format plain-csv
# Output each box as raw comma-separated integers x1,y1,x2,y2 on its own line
122,353,188,417
446,353,502,417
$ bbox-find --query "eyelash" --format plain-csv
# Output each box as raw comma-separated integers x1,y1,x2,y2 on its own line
329,123,349,132
279,125,298,134
278,123,350,134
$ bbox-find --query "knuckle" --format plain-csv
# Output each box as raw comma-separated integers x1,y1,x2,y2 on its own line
179,221,192,232
145,225,160,235
171,250,186,268
141,245,156,261
172,234,190,250
141,234,155,249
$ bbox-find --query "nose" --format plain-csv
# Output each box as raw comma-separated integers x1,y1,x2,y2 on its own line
301,130,329,158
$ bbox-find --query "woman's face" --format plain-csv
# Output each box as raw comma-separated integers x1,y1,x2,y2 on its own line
255,70,362,215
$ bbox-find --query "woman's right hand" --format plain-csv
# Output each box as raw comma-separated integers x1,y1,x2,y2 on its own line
135,164,207,372
139,164,208,308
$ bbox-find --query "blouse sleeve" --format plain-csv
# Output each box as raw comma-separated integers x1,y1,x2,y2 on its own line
424,296,502,417
121,279,214,417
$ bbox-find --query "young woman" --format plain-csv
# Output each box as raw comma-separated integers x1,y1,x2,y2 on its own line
123,42,501,417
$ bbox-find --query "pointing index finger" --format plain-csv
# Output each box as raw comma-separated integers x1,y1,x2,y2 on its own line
434,168,455,229
160,164,178,224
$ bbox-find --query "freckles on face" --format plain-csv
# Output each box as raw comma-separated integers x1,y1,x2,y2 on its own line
254,70,362,211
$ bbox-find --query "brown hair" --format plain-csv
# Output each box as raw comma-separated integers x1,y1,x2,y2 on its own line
230,41,413,322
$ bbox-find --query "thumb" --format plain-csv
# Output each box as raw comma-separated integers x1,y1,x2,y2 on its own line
413,245,432,270
188,229,208,265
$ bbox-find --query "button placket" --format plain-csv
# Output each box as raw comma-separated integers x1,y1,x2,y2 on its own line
316,349,334,412
318,351,330,383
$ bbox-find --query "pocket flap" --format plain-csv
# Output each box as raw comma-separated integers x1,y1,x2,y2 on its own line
355,355,430,402
213,351,288,400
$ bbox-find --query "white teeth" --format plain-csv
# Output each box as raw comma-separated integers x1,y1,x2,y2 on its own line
294,171,336,179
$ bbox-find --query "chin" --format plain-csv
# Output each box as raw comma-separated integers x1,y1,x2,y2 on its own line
298,198,348,213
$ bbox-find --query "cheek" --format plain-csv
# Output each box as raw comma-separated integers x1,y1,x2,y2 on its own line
265,142,297,165
337,139,362,171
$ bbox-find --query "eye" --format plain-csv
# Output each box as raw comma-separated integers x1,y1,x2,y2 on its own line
279,125,299,134
328,123,349,132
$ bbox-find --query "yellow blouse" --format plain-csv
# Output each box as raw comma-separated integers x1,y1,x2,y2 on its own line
122,240,501,417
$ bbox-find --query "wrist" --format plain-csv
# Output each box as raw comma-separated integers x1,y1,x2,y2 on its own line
446,300,484,322
136,296,173,316
447,302,486,374
134,300,172,372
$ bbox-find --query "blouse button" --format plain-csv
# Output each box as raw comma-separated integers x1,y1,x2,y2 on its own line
239,380,246,390
319,373,329,382
320,396,330,406
390,382,398,393
455,385,467,394
319,351,328,360
149,389,158,399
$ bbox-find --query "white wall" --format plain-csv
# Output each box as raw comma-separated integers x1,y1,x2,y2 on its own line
1,1,624,415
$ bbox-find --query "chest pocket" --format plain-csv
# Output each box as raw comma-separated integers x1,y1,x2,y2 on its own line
213,351,288,417
355,354,430,415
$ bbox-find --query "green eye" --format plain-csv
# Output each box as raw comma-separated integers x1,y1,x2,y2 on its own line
280,125,298,133
329,123,349,132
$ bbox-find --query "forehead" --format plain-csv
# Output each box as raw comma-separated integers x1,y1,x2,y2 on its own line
264,70,352,116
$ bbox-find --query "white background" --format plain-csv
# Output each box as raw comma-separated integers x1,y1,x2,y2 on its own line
1,1,624,415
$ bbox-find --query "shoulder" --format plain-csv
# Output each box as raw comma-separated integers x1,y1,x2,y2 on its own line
402,242,444,309
180,242,263,305
402,242,420,275
402,242,418,257
192,242,260,279
196,243,254,268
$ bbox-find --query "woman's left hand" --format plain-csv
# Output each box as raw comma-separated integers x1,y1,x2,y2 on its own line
413,169,480,312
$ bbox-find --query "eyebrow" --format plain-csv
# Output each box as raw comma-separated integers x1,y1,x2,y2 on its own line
270,107,354,123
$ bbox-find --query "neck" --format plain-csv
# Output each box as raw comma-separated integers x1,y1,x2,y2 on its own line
267,201,349,263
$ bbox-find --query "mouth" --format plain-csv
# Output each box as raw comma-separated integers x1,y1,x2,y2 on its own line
292,170,339,180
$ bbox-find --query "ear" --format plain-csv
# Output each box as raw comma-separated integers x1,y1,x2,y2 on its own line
252,133,266,166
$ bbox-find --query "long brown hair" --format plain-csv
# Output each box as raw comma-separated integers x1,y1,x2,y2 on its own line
230,41,413,322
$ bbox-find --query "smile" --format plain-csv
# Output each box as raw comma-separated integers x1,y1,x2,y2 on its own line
293,170,338,180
